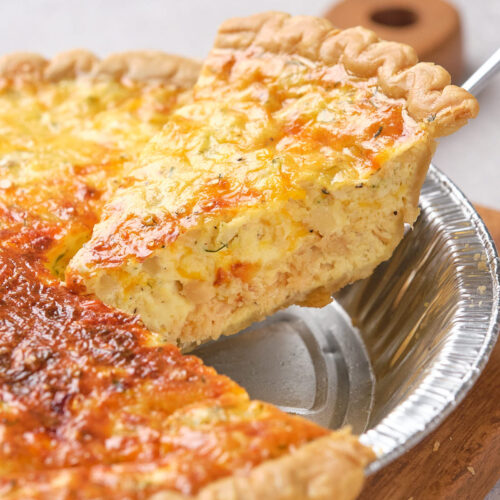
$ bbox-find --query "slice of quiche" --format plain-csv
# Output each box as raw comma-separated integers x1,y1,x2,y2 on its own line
0,46,373,500
67,12,478,348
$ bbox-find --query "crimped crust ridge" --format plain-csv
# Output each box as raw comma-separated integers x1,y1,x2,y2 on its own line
213,11,478,136
0,49,201,88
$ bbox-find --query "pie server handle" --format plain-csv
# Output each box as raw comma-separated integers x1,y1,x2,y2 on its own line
462,47,500,95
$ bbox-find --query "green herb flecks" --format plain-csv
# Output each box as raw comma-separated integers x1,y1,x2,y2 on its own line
286,59,306,67
204,243,228,253
53,252,65,266
51,252,67,279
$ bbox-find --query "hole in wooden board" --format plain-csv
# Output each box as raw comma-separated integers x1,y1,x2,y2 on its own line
371,7,418,27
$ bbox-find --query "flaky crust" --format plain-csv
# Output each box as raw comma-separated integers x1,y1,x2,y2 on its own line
2,431,373,500
0,49,201,88
211,11,478,137
152,430,375,500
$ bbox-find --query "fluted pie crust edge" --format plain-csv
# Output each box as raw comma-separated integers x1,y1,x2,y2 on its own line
212,11,478,137
0,44,374,500
0,49,202,88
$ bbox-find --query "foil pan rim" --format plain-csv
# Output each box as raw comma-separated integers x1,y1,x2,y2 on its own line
361,163,500,474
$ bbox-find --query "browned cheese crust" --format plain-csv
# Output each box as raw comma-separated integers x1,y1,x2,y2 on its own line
0,43,374,500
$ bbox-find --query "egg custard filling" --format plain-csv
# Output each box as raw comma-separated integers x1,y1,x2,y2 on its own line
0,62,196,278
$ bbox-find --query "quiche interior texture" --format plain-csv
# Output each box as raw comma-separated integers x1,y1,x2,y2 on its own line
67,14,478,349
0,12,478,500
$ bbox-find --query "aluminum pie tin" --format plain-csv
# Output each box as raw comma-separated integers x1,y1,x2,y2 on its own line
194,163,500,472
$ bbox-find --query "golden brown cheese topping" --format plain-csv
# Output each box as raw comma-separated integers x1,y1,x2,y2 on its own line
68,52,423,269
0,247,327,497
0,72,329,497
0,78,186,276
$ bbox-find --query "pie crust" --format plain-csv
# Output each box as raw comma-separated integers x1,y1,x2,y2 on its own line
0,43,373,500
0,49,201,87
211,11,478,137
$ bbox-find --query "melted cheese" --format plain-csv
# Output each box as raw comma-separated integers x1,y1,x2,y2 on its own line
70,58,422,266
0,247,328,496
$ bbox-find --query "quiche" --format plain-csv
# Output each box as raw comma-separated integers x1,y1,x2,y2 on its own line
66,12,478,349
0,46,373,499
0,11,478,500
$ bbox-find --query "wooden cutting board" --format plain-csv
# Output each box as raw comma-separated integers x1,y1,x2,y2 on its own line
359,205,500,500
